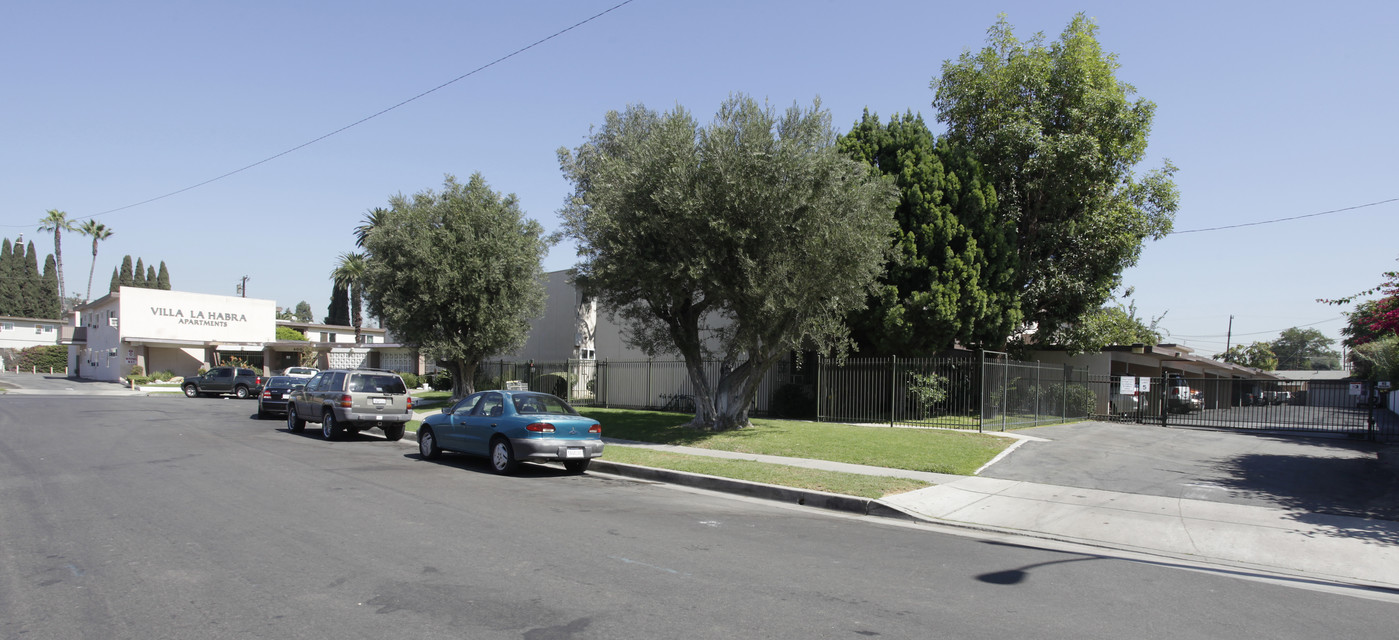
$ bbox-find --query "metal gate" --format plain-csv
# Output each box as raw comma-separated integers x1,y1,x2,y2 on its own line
1116,375,1388,439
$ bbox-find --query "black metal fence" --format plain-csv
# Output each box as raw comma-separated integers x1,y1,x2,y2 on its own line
816,352,1091,432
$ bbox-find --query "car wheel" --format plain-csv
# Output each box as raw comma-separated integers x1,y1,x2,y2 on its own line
257,406,267,419
564,459,590,474
489,438,518,475
418,427,440,460
287,405,305,432
234,385,250,399
183,384,198,398
322,413,340,440
382,424,405,442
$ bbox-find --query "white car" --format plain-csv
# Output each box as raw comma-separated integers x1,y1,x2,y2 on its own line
283,366,319,378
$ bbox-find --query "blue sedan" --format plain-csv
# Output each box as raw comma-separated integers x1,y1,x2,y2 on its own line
417,390,603,474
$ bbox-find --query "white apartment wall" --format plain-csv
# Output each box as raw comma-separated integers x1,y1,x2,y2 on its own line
0,316,62,351
515,271,593,363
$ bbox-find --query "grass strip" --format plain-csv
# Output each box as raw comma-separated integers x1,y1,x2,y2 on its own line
602,445,932,499
581,407,1008,476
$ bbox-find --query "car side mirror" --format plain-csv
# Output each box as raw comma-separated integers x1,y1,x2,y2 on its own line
440,407,450,414
292,383,305,391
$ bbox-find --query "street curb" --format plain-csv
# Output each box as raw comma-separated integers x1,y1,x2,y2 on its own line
403,429,919,521
586,459,922,521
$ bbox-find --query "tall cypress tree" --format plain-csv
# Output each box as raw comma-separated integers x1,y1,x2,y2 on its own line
119,255,134,288
109,267,120,293
21,241,42,317
0,239,14,316
157,261,171,290
133,258,147,288
324,285,350,326
40,255,61,318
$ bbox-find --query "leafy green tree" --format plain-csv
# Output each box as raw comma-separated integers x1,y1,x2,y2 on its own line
324,286,350,326
119,255,134,288
156,261,170,290
1269,327,1340,370
133,258,147,288
1352,335,1399,382
931,14,1178,337
1055,300,1166,355
332,252,369,343
276,325,308,341
1214,341,1278,371
362,173,548,398
39,255,61,318
37,209,73,305
77,220,113,301
837,111,1019,355
294,301,313,323
559,96,898,430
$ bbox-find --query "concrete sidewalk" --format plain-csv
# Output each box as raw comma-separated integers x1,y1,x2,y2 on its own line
592,439,1399,594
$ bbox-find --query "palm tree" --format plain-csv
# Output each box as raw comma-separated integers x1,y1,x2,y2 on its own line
354,207,389,249
78,220,113,301
332,252,368,343
37,209,74,306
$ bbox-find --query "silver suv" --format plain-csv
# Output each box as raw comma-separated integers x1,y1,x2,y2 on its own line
285,369,412,441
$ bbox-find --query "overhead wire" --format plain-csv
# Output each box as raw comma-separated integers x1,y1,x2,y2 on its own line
0,0,637,227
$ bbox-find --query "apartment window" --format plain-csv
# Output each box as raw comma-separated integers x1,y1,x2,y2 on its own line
36,325,43,334
363,335,374,344
43,325,54,333
1,322,11,331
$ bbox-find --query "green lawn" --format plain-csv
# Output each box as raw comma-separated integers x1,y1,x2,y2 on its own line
579,407,1009,476
601,446,932,499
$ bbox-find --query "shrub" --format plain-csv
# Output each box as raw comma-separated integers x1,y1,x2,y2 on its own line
16,345,68,372
399,372,419,389
430,370,453,391
276,325,308,341
129,364,144,377
154,370,176,381
907,372,950,419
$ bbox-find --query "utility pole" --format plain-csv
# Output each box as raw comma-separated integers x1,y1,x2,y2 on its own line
236,275,249,298
1224,315,1234,359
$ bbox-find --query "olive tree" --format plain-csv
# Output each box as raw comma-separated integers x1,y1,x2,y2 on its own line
362,174,548,398
559,95,898,431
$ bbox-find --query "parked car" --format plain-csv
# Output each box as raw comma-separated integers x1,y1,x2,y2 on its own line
1108,392,1140,417
182,366,263,399
417,390,603,474
1190,389,1204,411
257,376,299,419
283,366,319,378
285,369,412,441
1165,376,1195,413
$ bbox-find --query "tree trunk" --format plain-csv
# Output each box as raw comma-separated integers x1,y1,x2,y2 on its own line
448,358,479,399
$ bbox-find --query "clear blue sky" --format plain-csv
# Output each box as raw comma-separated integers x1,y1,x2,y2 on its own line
4,0,1396,361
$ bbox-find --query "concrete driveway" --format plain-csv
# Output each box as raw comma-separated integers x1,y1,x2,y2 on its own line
980,421,1399,522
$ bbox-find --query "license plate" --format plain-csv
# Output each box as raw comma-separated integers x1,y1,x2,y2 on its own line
565,448,585,459
372,398,387,406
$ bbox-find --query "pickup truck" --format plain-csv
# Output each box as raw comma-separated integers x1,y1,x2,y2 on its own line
182,366,264,399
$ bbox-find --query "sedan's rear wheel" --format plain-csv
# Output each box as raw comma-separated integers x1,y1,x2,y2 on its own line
418,427,440,460
489,438,518,475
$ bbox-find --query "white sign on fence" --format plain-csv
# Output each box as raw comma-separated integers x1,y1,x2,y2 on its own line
1119,377,1137,395
1138,377,1151,393
1349,382,1364,396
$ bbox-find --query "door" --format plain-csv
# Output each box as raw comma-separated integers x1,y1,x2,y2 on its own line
206,368,234,394
435,393,482,452
460,392,506,455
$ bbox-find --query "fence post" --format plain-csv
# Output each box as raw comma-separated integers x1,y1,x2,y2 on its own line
1160,373,1169,428
890,355,897,428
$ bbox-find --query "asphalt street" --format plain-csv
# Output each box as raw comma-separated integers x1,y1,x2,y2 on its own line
1,395,1396,639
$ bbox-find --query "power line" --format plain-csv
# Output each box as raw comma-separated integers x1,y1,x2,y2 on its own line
1169,198,1396,234
3,0,637,227
1167,315,1345,340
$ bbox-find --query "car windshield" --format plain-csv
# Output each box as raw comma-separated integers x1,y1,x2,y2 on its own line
511,393,578,415
349,374,406,394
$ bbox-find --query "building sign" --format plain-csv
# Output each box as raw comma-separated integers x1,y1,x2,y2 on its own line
1119,377,1137,395
1349,382,1364,396
117,287,275,343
